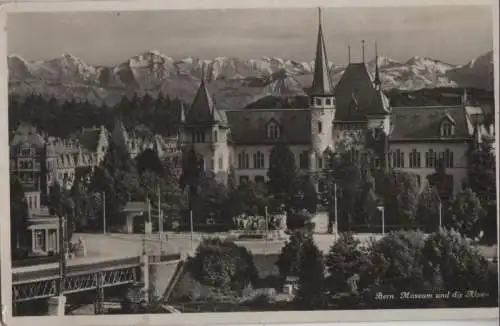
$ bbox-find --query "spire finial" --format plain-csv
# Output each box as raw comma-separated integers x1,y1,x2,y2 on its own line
201,63,206,83
462,87,468,106
318,7,322,26
361,40,365,63
374,40,381,89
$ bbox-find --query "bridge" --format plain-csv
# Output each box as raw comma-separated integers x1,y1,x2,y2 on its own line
12,256,142,303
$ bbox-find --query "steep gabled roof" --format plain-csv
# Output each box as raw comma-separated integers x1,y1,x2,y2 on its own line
185,78,215,125
390,106,471,141
310,8,334,95
185,75,227,127
333,63,379,121
366,89,391,116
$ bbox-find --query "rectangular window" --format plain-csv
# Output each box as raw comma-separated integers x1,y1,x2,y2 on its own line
426,150,437,168
392,149,404,168
218,156,223,170
34,229,46,252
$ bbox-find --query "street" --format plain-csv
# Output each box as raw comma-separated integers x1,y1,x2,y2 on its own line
75,232,498,261
75,232,382,258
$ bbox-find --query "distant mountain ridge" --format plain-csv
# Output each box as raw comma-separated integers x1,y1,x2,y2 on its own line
8,50,493,108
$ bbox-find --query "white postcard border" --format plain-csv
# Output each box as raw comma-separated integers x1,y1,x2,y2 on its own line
0,0,498,325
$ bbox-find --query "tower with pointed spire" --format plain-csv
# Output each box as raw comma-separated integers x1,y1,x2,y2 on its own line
308,7,336,179
180,64,231,184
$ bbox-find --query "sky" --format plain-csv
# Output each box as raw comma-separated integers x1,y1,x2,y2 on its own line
7,5,494,67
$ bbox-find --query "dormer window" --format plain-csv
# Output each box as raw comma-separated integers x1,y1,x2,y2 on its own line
315,98,322,106
325,98,331,106
267,120,281,139
440,121,454,137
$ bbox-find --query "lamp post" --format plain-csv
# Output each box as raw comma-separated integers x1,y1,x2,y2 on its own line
102,191,106,235
438,200,442,230
377,205,385,236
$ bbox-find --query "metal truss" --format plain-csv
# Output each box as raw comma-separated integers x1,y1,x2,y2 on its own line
13,278,58,302
13,267,138,302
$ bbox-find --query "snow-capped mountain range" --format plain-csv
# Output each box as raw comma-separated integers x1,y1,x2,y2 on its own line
8,50,493,108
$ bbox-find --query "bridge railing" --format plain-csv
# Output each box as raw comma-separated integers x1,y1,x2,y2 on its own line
13,256,142,284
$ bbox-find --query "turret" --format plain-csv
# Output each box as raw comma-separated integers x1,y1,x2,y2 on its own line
309,7,336,177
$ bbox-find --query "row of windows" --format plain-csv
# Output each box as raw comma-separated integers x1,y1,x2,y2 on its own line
390,149,455,169
18,160,34,169
238,151,324,170
191,130,219,143
238,152,265,169
312,97,334,107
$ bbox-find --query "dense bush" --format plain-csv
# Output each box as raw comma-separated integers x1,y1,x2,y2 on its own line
362,231,428,293
188,238,258,293
276,229,313,279
325,233,369,295
295,237,327,309
421,229,492,292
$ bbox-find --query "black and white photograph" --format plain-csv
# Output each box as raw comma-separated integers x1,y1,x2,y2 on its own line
3,1,499,320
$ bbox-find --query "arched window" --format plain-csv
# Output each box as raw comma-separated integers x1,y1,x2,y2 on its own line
267,122,281,139
213,130,218,142
194,130,205,143
317,155,323,169
299,151,309,169
238,152,249,169
253,151,265,169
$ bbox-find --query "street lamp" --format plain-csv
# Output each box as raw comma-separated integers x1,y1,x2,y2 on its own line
376,205,385,236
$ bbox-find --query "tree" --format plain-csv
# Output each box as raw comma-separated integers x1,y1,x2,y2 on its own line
295,238,327,309
467,142,495,205
379,171,420,227
10,176,30,254
417,185,441,232
92,140,141,225
446,188,485,239
267,143,297,204
226,181,268,217
70,176,102,231
276,229,313,279
363,231,427,293
325,233,369,295
421,229,491,292
136,149,164,175
188,238,258,293
427,158,453,202
289,176,318,213
48,182,75,243
179,147,203,199
191,176,230,228
466,142,496,242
